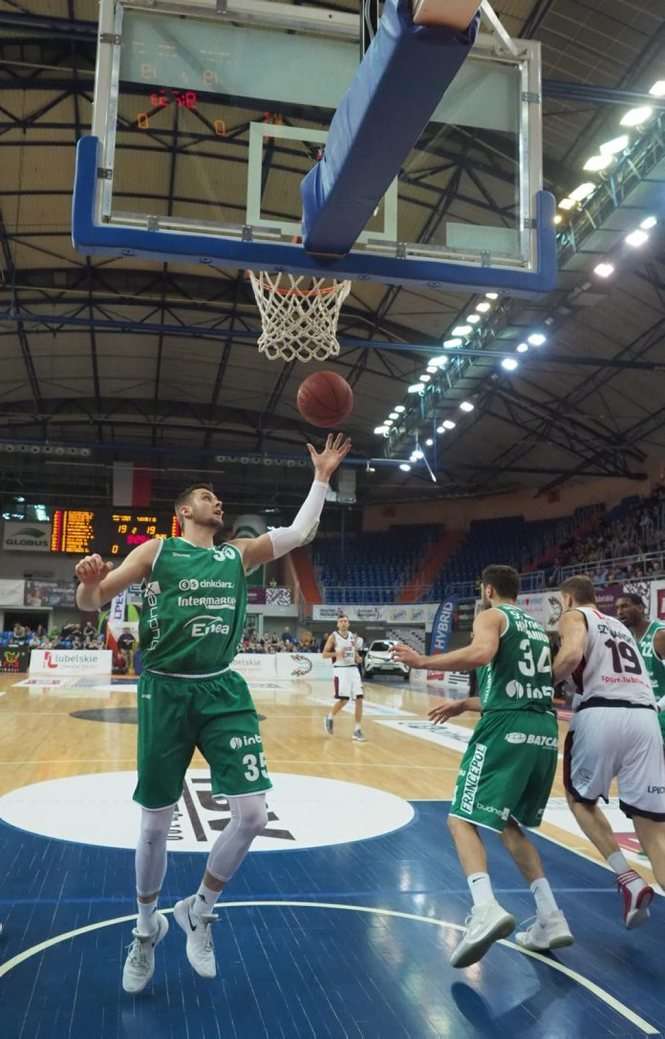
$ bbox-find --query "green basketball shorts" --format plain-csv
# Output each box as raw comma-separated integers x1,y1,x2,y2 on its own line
450,709,559,832
134,669,272,809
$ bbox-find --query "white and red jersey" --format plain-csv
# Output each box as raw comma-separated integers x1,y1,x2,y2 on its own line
571,606,655,708
332,631,360,667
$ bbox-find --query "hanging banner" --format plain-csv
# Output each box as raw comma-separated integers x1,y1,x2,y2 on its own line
312,604,437,625
429,597,458,655
650,580,665,621
0,579,26,606
24,580,76,608
109,589,128,624
517,591,563,631
0,646,32,672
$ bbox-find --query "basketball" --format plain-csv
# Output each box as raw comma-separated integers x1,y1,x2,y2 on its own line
296,371,354,428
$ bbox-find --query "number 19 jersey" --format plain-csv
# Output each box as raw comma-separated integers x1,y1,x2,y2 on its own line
571,607,654,707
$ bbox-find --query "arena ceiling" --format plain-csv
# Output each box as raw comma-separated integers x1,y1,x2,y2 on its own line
1,0,665,512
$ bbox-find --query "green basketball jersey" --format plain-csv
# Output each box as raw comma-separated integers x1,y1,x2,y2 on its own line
476,604,554,713
139,537,247,676
638,620,665,701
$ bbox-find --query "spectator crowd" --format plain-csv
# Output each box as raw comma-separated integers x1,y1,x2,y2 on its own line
3,620,105,651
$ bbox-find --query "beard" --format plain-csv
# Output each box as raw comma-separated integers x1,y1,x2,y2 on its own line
192,509,224,532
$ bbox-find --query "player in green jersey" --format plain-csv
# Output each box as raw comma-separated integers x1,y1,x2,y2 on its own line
75,433,350,994
616,593,665,744
394,565,573,967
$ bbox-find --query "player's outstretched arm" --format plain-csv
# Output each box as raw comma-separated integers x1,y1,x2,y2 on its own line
233,433,352,571
74,539,160,612
393,610,502,672
554,610,587,682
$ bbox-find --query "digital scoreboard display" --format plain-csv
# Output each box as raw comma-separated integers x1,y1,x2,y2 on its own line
51,510,179,555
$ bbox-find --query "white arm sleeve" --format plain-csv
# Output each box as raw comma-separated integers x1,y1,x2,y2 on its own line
268,480,329,559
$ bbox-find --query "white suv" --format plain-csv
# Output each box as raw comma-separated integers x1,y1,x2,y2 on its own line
362,639,410,681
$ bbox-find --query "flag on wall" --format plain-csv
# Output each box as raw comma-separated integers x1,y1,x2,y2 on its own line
112,463,153,506
429,596,458,655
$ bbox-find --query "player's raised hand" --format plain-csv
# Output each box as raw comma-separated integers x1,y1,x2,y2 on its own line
428,699,466,725
74,554,114,585
307,433,352,482
392,643,423,669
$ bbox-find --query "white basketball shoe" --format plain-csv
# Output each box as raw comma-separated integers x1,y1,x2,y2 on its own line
174,897,218,978
515,911,574,952
122,912,169,994
449,901,516,968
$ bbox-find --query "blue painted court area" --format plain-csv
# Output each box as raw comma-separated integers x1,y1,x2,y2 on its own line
1,803,661,1038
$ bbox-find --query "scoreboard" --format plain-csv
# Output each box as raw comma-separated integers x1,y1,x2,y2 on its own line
50,510,179,556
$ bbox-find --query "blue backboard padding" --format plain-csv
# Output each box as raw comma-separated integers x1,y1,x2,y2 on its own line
72,136,556,293
300,0,480,258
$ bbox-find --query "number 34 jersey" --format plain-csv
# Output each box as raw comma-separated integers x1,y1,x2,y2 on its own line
571,606,655,707
476,604,555,714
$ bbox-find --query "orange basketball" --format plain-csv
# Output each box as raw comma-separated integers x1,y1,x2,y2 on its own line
297,371,354,428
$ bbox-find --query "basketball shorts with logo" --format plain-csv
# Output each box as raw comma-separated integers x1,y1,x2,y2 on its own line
334,666,363,701
450,710,559,832
564,705,665,820
134,669,272,809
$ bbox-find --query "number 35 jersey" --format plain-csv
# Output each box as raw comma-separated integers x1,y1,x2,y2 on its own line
571,606,655,707
476,604,554,714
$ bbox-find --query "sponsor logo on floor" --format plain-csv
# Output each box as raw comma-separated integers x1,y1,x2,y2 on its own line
0,771,414,853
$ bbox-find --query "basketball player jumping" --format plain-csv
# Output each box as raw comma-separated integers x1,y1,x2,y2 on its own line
616,593,665,745
322,614,366,741
394,565,573,966
74,433,350,994
556,576,665,928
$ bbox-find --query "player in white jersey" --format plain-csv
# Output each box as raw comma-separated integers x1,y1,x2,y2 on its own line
322,614,366,742
555,576,665,928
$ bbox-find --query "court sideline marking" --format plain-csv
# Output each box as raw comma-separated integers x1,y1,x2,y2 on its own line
0,900,657,1034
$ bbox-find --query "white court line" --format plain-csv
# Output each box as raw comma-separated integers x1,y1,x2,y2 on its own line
0,900,656,1034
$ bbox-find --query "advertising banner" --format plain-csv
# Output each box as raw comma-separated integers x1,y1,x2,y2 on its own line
0,645,32,672
429,597,458,655
650,580,665,621
0,579,26,607
2,521,51,551
275,653,333,681
29,649,112,675
517,591,563,631
312,604,436,625
24,580,76,608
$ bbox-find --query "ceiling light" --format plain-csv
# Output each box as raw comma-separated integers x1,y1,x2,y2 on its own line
559,198,575,211
374,425,388,435
516,342,529,353
452,325,472,336
429,355,449,367
409,451,417,462
502,357,519,371
620,106,653,128
444,338,463,349
641,216,657,230
408,383,424,393
459,401,474,413
476,301,491,313
442,419,456,430
389,411,398,419
394,405,406,413
599,135,629,156
594,262,615,279
485,292,499,300
650,81,665,99
583,153,614,172
554,214,563,225
413,448,424,461
426,365,438,374
419,373,431,383
384,418,393,426
399,463,411,472
528,333,546,346
436,425,446,434
467,314,481,324
425,438,433,447
569,182,595,203
626,229,649,248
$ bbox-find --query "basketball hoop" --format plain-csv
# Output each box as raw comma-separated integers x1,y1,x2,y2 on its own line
248,270,352,363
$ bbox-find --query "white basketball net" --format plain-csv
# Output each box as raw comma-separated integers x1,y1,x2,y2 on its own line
249,270,352,363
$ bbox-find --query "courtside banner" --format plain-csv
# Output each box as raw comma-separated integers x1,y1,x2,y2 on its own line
429,597,458,654
29,649,112,675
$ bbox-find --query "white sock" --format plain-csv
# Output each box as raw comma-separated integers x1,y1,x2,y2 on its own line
467,872,494,907
354,723,362,732
136,896,158,935
607,851,630,876
191,880,219,918
530,877,559,921
607,852,645,893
